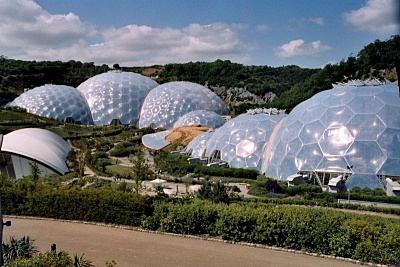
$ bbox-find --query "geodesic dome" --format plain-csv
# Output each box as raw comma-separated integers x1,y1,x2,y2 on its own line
77,71,158,126
9,85,93,125
185,131,214,158
173,110,225,129
262,80,400,190
138,81,229,129
204,113,286,172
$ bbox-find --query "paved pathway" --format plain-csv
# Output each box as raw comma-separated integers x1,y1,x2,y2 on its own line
3,217,356,267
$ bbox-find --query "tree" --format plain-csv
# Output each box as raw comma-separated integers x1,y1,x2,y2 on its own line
265,178,282,193
130,150,150,195
197,179,229,204
29,161,41,182
77,149,86,178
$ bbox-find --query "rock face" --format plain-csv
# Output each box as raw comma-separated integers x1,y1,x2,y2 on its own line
210,86,277,107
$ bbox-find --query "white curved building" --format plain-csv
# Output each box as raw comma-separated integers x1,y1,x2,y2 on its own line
139,81,229,129
0,128,70,179
262,80,400,190
9,84,93,125
77,71,159,126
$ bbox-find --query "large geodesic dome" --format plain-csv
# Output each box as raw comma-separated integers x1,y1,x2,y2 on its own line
9,85,93,125
173,110,225,129
138,81,229,129
77,71,158,126
262,81,400,190
204,113,286,172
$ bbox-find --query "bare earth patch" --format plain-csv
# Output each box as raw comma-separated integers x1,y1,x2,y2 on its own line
163,125,209,152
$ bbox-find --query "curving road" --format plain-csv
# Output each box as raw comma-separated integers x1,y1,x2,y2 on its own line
3,217,356,267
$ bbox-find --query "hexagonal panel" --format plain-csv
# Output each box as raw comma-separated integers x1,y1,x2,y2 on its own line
345,174,383,190
298,104,326,123
322,90,354,107
320,106,354,128
379,158,400,177
347,114,385,140
345,141,386,174
347,95,384,114
295,143,323,171
298,120,325,145
236,139,256,157
316,156,349,172
378,105,400,129
319,126,354,156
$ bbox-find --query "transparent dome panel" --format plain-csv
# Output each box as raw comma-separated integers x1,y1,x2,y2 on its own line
377,128,400,158
347,95,384,114
377,105,400,129
296,143,323,171
345,174,383,190
345,141,386,174
316,156,349,173
298,120,325,145
320,106,354,128
347,114,385,141
319,126,354,156
378,158,400,176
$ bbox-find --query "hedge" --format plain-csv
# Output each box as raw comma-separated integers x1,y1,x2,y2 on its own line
143,200,400,265
1,188,153,226
2,185,400,265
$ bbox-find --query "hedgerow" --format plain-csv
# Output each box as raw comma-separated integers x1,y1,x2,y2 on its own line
1,179,400,265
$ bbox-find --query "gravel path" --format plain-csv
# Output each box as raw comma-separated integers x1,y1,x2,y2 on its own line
3,217,357,267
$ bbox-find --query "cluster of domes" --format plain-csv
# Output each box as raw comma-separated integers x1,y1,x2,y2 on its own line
182,80,400,191
9,72,229,129
8,72,400,192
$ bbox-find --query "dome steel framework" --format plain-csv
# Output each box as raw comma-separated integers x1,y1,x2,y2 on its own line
262,81,400,190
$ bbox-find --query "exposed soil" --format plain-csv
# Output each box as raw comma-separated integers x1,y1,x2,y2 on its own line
163,125,210,152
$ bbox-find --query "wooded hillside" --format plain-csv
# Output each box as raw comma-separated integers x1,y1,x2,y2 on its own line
0,35,398,112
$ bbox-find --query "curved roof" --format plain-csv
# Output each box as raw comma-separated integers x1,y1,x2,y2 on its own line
77,71,158,126
142,131,172,150
262,81,400,190
205,113,286,172
185,131,214,158
139,81,229,129
173,110,225,129
1,128,70,174
9,85,93,125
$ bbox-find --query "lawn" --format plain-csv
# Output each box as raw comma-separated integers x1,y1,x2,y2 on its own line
106,164,132,177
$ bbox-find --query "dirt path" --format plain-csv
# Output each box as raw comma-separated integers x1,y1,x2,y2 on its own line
3,217,357,267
